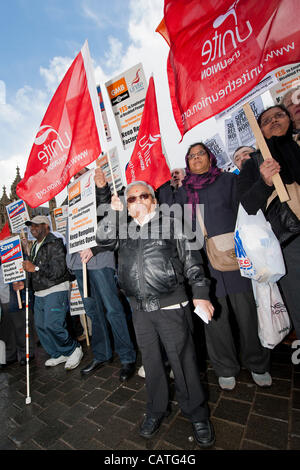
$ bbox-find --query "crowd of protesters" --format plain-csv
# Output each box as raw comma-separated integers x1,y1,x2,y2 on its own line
0,89,300,447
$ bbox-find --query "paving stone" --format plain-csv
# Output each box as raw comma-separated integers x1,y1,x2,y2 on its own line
59,402,92,426
47,439,74,450
163,417,198,450
57,378,82,394
37,401,70,425
271,363,292,380
87,401,119,426
132,386,147,403
224,382,256,403
80,375,106,392
37,379,62,395
91,415,135,449
60,417,106,450
245,414,288,449
8,416,46,447
116,439,145,450
116,399,147,424
206,383,221,404
30,389,65,409
210,417,244,450
59,387,88,407
32,420,69,449
293,373,300,390
293,390,300,410
291,409,300,436
254,378,291,398
213,398,251,425
241,439,275,450
100,376,122,392
290,435,300,450
253,394,289,421
80,388,110,408
106,386,136,406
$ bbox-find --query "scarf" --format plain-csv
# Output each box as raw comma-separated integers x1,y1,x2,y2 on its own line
182,149,222,229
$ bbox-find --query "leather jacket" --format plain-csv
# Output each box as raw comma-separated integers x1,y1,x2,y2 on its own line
29,232,71,292
96,208,210,311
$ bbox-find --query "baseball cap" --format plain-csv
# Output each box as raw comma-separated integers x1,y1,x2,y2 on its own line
25,215,50,226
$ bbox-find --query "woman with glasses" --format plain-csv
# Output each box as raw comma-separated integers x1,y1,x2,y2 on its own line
158,143,271,390
237,105,300,340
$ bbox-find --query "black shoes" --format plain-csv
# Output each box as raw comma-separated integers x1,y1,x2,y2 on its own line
192,419,215,448
80,358,111,375
139,415,164,438
119,362,136,382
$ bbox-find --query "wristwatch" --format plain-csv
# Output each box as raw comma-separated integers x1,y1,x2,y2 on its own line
34,266,40,272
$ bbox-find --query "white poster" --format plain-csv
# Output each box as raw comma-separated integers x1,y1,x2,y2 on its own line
204,134,231,170
97,148,124,193
269,62,300,105
6,199,30,233
69,280,86,316
53,206,68,237
0,235,25,283
68,169,97,254
105,63,147,150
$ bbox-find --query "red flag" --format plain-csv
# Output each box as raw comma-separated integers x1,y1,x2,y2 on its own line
0,222,10,241
164,0,300,138
155,18,170,46
17,41,102,208
125,77,171,190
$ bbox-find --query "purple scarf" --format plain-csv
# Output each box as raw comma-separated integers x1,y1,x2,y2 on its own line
182,149,222,229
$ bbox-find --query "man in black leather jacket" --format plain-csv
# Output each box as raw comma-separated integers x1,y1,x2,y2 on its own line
95,173,216,448
22,215,83,370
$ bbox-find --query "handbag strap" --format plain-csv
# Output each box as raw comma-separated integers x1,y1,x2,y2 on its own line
196,206,208,238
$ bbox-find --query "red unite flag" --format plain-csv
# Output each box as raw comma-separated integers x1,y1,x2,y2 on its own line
17,41,102,208
125,76,171,190
164,0,300,138
0,222,10,241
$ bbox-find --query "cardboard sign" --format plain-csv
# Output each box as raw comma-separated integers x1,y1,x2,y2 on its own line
69,279,86,316
53,206,68,238
6,199,30,233
97,148,124,193
68,169,97,254
0,236,25,283
105,63,147,150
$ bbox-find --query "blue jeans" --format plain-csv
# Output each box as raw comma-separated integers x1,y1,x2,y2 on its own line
34,291,77,358
74,268,136,364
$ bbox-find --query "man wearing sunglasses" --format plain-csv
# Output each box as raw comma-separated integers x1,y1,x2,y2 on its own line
95,173,216,448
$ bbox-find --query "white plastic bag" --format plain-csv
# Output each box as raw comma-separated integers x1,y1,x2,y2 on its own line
234,204,286,283
252,280,290,349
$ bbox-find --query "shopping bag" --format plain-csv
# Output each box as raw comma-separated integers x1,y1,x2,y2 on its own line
234,204,286,283
252,280,291,349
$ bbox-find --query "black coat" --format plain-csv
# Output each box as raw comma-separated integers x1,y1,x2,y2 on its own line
158,172,252,298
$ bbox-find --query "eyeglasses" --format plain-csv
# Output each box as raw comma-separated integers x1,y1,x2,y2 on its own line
260,111,288,127
188,149,207,159
127,193,152,204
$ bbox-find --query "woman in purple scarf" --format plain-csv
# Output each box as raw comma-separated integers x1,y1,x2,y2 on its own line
158,142,271,391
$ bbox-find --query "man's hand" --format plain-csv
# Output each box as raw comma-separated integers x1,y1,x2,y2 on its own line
111,194,124,211
13,281,24,291
94,164,107,188
22,260,36,273
259,158,281,186
80,248,93,264
193,299,214,321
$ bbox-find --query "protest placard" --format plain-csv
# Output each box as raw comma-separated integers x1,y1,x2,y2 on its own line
204,134,231,170
6,199,30,233
53,206,68,238
97,148,123,193
68,169,97,254
269,62,300,105
105,63,147,150
0,235,25,283
69,280,86,316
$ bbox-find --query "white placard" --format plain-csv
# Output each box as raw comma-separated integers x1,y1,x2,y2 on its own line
97,148,124,193
0,235,25,283
6,199,30,233
69,279,86,316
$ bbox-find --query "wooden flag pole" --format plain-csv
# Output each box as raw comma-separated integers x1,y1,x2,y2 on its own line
82,261,88,298
243,102,290,202
81,313,90,347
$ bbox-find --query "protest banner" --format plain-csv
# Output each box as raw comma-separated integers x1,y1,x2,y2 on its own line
69,280,90,346
105,63,147,150
164,0,300,138
6,199,30,233
97,84,112,142
0,235,25,284
16,41,103,208
53,206,68,238
97,148,123,193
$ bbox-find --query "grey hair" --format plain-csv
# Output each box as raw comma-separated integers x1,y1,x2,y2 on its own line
124,181,155,201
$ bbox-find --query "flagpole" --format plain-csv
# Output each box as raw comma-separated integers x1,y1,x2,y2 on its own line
243,103,290,203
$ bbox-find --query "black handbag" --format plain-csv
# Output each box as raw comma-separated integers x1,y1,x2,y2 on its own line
265,195,300,244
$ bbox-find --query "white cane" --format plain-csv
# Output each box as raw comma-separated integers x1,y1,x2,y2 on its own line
25,274,31,405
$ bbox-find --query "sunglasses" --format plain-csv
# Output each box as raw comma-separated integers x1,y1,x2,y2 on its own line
127,193,152,204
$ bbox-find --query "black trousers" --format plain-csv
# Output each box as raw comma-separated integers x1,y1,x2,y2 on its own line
204,290,270,377
132,305,209,422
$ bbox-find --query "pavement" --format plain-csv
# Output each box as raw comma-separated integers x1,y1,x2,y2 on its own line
0,336,300,453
